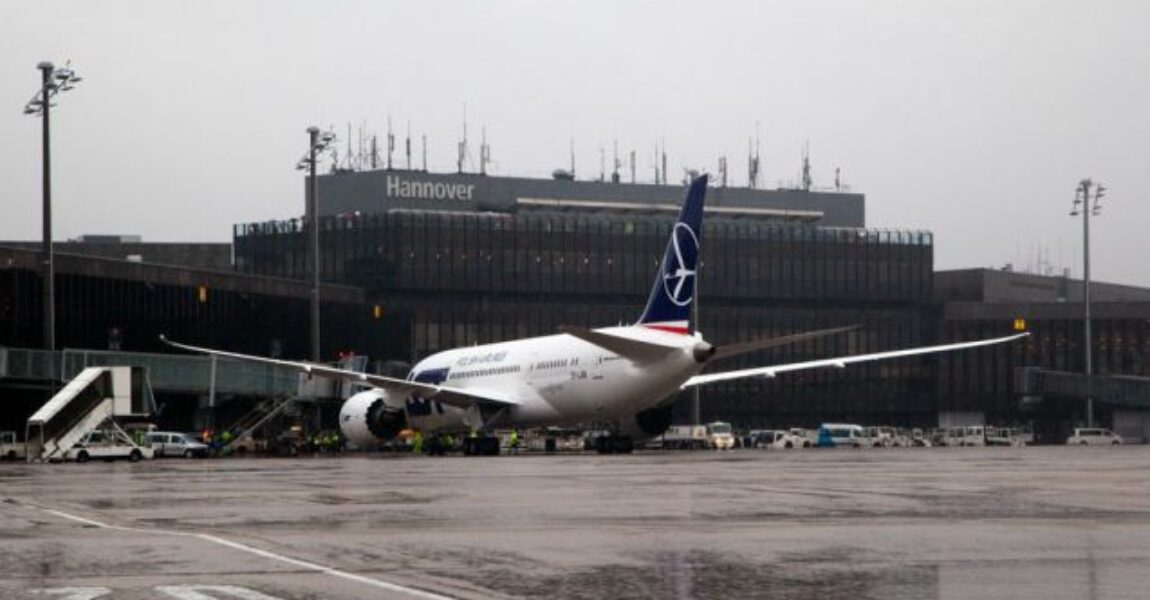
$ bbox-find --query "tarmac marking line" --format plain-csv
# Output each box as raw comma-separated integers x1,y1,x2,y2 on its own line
156,585,282,600
28,588,111,600
36,507,456,600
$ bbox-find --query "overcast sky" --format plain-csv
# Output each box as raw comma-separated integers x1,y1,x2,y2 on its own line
2,0,1147,287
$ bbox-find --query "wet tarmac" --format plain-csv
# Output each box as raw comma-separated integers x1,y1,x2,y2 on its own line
2,446,1150,599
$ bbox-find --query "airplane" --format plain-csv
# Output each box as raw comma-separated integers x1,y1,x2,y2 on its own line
163,175,1027,454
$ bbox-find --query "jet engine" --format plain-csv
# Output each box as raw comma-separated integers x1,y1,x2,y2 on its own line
338,389,407,447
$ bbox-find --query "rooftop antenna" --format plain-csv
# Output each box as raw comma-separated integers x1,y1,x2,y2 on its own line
835,167,841,192
629,149,636,184
387,116,394,171
358,122,365,171
719,156,728,188
346,123,353,171
458,103,468,174
599,145,605,182
569,137,576,179
801,141,812,191
611,139,620,183
653,143,660,184
480,127,490,175
421,134,428,172
748,125,761,189
661,139,667,187
370,135,378,170
405,120,412,170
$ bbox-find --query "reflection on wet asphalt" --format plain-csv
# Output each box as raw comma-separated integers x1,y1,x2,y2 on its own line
1,447,1149,599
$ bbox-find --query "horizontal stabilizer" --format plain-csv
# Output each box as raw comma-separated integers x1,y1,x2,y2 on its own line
559,325,681,362
712,325,860,361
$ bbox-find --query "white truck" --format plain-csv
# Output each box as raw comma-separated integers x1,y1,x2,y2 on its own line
706,421,736,450
0,431,25,461
657,425,709,450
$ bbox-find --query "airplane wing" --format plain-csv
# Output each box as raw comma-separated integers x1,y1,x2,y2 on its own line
159,336,519,410
682,333,1028,389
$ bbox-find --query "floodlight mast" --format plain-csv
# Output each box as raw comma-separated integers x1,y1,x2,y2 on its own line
1071,178,1106,428
23,61,82,352
299,126,335,362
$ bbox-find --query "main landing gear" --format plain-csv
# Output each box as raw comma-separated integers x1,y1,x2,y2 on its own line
462,436,501,456
593,435,634,455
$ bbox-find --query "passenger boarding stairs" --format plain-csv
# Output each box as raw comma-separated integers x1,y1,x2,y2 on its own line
220,396,297,454
25,366,155,462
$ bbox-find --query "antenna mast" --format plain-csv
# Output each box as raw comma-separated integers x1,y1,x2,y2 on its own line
801,141,812,191
611,139,620,183
660,140,667,187
457,103,468,173
480,127,490,175
386,116,394,170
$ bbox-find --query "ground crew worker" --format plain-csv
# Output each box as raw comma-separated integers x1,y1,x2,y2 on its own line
219,430,233,456
509,429,520,454
412,429,424,454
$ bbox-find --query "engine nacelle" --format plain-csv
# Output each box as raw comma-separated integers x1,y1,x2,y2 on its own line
339,389,407,447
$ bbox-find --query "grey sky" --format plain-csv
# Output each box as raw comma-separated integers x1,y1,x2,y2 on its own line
2,0,1147,286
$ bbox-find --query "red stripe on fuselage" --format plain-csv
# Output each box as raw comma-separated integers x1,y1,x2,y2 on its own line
643,324,689,335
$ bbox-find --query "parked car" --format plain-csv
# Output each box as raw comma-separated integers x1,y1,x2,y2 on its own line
1066,428,1123,446
749,429,803,449
147,431,210,458
66,430,153,463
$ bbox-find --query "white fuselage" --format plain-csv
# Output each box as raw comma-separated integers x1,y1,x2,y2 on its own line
401,326,705,431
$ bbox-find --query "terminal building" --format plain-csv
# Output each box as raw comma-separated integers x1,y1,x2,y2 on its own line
2,169,1149,442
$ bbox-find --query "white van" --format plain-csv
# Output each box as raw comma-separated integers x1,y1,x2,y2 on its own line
817,423,867,448
147,431,210,458
1066,428,1123,447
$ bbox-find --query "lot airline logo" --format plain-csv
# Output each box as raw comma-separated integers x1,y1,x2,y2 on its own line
662,222,698,307
386,175,475,201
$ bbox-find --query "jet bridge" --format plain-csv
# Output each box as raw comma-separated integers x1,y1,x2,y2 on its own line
25,366,156,462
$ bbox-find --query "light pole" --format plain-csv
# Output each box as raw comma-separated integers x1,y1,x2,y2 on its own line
297,127,335,362
23,61,82,352
1071,178,1106,428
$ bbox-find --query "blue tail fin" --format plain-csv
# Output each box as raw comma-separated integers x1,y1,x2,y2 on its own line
636,174,708,334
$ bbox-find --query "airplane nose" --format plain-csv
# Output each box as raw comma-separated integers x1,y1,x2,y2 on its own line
692,341,716,363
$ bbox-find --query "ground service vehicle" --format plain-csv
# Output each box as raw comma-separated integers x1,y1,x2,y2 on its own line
706,421,735,450
1066,428,1124,446
659,425,709,450
750,429,803,449
66,429,153,463
817,423,867,448
147,431,210,457
0,431,25,461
